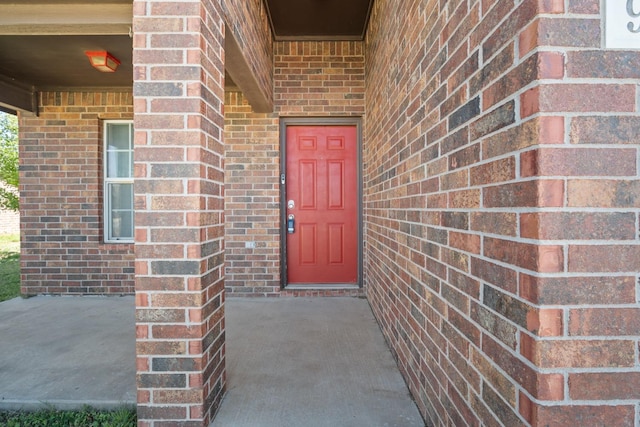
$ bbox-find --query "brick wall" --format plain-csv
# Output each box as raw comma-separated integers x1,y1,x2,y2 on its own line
224,41,365,296
222,0,273,107
19,91,135,295
224,92,280,296
364,0,639,426
274,41,365,116
133,0,226,424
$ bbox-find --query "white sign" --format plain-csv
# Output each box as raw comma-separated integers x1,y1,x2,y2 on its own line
605,0,640,49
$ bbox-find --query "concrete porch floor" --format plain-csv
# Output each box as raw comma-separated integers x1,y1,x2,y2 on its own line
0,296,424,426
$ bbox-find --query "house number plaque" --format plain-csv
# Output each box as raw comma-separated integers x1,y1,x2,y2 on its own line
605,0,640,48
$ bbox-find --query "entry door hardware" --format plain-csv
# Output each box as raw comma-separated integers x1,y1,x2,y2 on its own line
281,173,286,185
287,214,295,234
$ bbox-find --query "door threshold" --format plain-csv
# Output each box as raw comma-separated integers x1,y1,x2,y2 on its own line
285,284,360,290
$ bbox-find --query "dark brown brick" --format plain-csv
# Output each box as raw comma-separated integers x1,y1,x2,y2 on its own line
483,383,526,427
470,101,515,140
470,42,514,95
136,342,187,356
484,180,564,208
484,237,563,272
520,275,637,305
531,339,635,368
569,308,640,336
470,212,517,237
471,302,517,349
568,51,640,79
568,245,640,273
482,1,537,60
521,148,636,177
138,373,186,388
536,18,600,48
534,84,636,114
448,307,480,345
152,357,200,372
471,256,518,293
520,212,636,240
470,157,516,186
534,405,635,427
482,118,547,159
483,54,538,109
137,406,188,420
483,285,534,330
471,348,517,406
448,144,480,171
482,335,540,398
449,96,480,129
470,392,502,427
568,0,599,13
570,373,640,400
571,116,640,145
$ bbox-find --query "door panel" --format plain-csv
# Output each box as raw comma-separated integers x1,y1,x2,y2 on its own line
286,125,358,284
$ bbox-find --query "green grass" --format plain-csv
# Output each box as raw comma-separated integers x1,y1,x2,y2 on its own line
0,405,137,427
0,232,20,302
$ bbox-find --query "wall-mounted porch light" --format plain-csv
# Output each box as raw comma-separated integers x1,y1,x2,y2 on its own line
85,51,120,72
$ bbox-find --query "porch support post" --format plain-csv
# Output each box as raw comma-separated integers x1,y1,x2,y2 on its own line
132,0,226,425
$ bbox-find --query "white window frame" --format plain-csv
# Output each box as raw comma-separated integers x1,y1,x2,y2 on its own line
103,120,134,243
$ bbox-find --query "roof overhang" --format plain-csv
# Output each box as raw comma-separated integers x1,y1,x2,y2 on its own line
264,0,373,40
0,0,373,115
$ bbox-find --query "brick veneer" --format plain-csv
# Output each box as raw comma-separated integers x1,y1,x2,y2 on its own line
224,41,365,296
364,0,640,426
224,92,280,296
13,0,640,425
133,0,226,425
222,0,273,107
274,41,365,116
19,91,134,295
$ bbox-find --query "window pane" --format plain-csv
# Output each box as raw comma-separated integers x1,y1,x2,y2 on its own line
110,183,133,209
107,151,132,178
111,211,133,240
108,183,133,240
106,123,131,150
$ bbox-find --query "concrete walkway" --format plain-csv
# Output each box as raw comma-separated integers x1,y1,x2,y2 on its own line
0,296,136,410
213,297,424,427
0,296,424,426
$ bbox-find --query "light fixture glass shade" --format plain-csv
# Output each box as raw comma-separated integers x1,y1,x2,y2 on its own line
85,51,120,72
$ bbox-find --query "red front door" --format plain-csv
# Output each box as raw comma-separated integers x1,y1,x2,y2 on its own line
285,125,359,285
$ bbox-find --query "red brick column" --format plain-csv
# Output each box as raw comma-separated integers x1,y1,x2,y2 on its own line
133,1,225,425
516,3,640,424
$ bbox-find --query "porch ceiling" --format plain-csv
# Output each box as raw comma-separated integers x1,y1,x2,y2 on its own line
0,0,373,114
264,0,373,40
